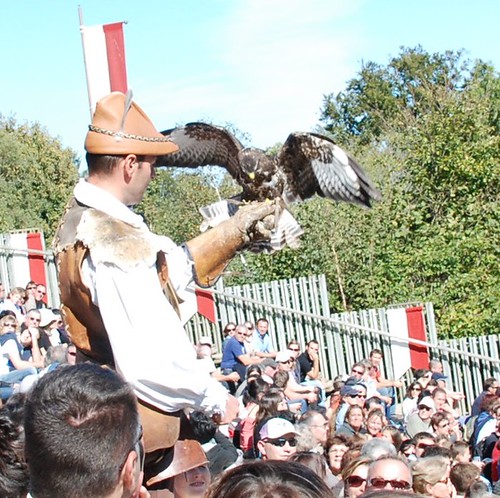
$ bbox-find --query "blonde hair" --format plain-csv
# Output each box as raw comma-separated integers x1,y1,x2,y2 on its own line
411,456,449,493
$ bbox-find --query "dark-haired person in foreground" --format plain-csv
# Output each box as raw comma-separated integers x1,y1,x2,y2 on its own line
24,363,147,498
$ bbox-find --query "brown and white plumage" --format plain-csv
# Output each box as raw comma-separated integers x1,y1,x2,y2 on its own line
157,123,381,251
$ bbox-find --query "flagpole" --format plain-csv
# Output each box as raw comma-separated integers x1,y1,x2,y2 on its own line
78,5,94,120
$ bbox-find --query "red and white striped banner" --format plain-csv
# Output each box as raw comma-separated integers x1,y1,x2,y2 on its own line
387,306,429,378
80,22,128,114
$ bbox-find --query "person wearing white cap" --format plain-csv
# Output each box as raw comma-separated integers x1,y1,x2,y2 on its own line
257,417,299,461
406,396,435,437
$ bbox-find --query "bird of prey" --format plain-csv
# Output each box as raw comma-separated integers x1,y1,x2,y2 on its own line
157,122,381,251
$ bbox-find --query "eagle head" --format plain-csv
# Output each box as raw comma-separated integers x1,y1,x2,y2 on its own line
239,148,275,182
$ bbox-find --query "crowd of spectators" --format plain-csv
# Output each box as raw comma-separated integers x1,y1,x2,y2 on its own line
0,295,499,497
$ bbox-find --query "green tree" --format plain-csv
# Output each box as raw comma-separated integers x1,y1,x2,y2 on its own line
0,116,79,239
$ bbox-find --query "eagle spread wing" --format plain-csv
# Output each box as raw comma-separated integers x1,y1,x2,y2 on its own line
157,123,244,182
278,132,381,207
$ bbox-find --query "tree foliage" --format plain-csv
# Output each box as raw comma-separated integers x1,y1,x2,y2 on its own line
0,116,79,240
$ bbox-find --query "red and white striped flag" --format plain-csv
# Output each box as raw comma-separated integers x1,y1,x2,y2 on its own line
80,21,128,114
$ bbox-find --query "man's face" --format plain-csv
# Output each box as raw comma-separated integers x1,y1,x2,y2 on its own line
346,388,366,407
370,353,382,367
306,342,319,358
25,312,41,327
256,320,268,336
417,403,434,421
433,392,447,408
288,343,300,359
35,285,46,302
258,433,297,460
278,357,293,372
309,414,329,445
415,437,435,457
350,365,365,380
488,381,499,393
367,459,412,491
234,326,247,344
432,361,444,373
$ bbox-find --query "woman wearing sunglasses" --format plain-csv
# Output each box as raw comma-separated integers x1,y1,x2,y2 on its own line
341,456,372,498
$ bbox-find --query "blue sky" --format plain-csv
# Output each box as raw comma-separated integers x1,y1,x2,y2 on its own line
1,0,498,164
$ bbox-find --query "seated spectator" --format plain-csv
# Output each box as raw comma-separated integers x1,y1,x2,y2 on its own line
451,440,472,464
365,409,385,438
471,378,499,417
252,318,276,359
326,434,350,478
432,387,457,417
256,417,299,461
402,381,423,421
17,326,44,368
412,455,455,498
296,409,329,453
220,324,262,392
381,426,405,451
406,396,435,437
237,377,271,452
399,439,417,462
341,456,372,498
197,336,240,388
367,349,403,420
21,308,41,332
413,432,437,459
335,381,367,430
0,315,37,401
365,455,413,492
287,339,302,382
431,411,454,440
296,340,326,404
206,460,334,498
185,411,238,478
24,363,147,498
274,351,318,413
221,322,236,351
470,397,500,458
38,308,69,354
337,405,365,437
0,287,26,326
24,281,38,311
150,439,211,497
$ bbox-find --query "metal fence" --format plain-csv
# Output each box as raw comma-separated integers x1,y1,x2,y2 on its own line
186,274,500,415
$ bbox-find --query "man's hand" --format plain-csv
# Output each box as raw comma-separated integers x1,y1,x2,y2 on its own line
226,372,240,383
233,201,277,243
28,327,40,340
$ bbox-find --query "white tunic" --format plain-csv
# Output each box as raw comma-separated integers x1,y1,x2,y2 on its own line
74,179,229,416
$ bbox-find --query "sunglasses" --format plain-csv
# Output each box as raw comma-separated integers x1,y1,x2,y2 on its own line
279,359,294,364
288,347,300,352
418,405,432,410
265,437,297,447
27,286,36,290
349,393,366,398
412,387,422,391
347,476,366,487
352,369,364,375
370,478,411,490
3,323,16,327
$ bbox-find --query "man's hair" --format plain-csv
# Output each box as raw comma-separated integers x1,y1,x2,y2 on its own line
483,377,498,391
24,363,140,498
256,318,268,326
207,460,333,498
429,359,442,369
450,440,470,460
413,432,436,443
189,411,217,444
86,153,125,175
369,349,383,358
307,339,319,347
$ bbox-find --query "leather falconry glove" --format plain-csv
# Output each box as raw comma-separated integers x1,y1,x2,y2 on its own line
186,201,276,287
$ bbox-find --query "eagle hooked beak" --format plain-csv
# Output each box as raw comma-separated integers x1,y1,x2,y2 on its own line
248,172,255,180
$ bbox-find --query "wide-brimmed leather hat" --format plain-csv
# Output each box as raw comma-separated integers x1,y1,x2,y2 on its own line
84,91,178,156
146,439,208,487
